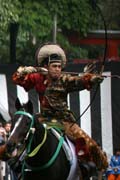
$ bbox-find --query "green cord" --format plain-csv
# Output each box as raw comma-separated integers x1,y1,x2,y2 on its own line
24,136,64,171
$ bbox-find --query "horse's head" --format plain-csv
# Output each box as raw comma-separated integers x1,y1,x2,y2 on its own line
10,97,33,135
0,98,35,161
4,98,34,159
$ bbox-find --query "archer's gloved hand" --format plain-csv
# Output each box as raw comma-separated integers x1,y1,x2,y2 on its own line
84,62,97,74
90,75,104,84
17,66,37,76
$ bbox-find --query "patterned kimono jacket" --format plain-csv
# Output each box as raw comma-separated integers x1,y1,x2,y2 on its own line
12,72,92,122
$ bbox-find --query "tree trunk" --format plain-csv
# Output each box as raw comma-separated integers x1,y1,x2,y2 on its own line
9,23,19,64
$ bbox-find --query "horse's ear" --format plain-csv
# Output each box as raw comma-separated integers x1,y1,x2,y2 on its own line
27,100,33,114
15,98,22,110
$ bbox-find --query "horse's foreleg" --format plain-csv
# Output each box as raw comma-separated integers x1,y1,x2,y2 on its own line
97,170,103,180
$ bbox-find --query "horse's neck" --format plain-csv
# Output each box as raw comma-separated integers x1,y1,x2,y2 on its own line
29,120,57,154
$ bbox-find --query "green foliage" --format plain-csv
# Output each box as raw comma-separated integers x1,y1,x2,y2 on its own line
0,0,109,64
20,2,53,37
42,0,92,34
0,0,20,30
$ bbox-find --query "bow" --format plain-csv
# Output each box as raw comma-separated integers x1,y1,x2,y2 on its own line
97,5,108,75
76,1,108,121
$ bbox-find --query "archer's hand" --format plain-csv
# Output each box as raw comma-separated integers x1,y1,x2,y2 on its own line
91,74,104,84
84,62,97,74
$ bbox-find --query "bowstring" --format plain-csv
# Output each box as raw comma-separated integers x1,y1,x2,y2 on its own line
76,2,108,122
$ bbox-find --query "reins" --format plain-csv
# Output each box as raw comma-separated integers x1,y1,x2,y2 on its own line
24,125,64,171
24,135,64,171
28,126,47,157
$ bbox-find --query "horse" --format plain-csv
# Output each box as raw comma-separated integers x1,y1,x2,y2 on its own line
0,98,81,180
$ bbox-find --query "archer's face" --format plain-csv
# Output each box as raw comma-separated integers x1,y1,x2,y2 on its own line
48,62,62,79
